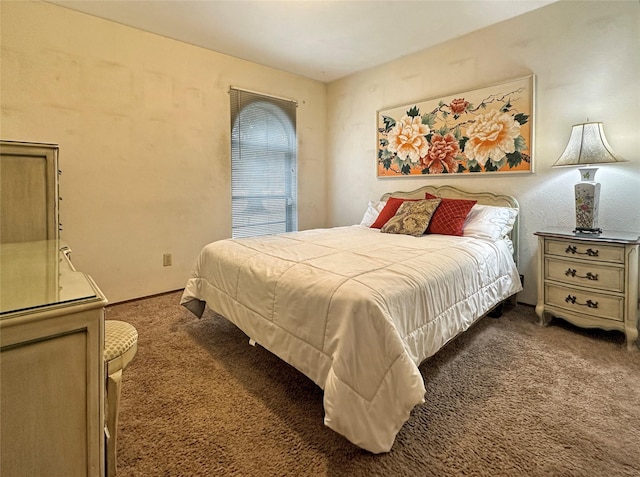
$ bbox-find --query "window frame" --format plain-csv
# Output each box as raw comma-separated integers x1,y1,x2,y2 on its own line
230,88,298,239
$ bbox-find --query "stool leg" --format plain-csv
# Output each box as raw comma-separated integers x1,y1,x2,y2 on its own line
106,369,123,477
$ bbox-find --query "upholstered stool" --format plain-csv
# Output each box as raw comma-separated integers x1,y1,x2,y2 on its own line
104,320,138,477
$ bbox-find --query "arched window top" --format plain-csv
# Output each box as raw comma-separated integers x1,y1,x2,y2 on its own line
232,100,295,151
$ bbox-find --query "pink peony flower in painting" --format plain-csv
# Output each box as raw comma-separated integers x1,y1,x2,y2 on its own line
449,98,469,115
386,115,430,164
422,133,460,173
464,109,521,166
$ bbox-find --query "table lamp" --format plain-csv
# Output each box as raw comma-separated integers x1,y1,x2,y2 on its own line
552,122,626,234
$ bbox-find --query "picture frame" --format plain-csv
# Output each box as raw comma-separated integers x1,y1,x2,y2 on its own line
377,75,534,177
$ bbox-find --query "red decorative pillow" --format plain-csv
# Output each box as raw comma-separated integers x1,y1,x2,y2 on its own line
370,196,422,229
425,193,477,236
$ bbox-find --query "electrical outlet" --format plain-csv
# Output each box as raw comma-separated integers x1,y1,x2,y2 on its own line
163,253,172,267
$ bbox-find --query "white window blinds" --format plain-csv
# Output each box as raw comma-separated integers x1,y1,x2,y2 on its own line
230,88,297,238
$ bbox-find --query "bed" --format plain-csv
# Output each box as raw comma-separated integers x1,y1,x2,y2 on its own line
181,185,522,453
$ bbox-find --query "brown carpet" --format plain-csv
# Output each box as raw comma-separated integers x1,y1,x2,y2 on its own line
106,291,640,476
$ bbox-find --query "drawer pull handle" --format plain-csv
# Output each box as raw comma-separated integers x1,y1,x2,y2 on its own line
565,245,599,257
565,295,598,309
564,268,599,281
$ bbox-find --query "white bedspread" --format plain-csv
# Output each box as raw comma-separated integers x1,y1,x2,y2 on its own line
181,225,522,453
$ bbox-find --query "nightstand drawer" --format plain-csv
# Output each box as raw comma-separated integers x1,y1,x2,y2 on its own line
545,283,624,322
545,257,624,293
545,239,624,264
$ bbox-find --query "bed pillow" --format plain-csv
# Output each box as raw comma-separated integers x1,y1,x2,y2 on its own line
370,196,420,229
462,204,518,240
381,199,442,236
424,193,477,236
360,200,386,227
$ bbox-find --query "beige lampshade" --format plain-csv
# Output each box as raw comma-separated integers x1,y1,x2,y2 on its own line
553,122,626,167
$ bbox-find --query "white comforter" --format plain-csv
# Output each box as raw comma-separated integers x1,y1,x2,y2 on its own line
181,225,522,453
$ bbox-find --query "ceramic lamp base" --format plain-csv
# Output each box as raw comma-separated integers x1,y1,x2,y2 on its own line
574,180,601,233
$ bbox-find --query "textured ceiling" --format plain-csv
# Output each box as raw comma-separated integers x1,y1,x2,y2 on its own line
48,0,555,82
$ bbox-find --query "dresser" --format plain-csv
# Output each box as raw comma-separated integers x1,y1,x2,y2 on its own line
535,228,640,350
0,240,107,476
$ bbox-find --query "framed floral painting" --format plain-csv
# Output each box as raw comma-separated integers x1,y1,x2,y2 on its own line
377,75,534,177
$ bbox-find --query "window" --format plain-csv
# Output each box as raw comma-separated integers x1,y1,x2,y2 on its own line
230,88,297,238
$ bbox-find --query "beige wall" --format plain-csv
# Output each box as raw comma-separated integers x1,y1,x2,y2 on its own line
2,1,638,306
1,1,327,303
326,0,640,305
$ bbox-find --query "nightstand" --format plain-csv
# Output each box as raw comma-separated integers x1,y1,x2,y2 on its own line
535,228,640,350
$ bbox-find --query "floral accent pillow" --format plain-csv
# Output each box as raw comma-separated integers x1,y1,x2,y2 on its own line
381,199,442,236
